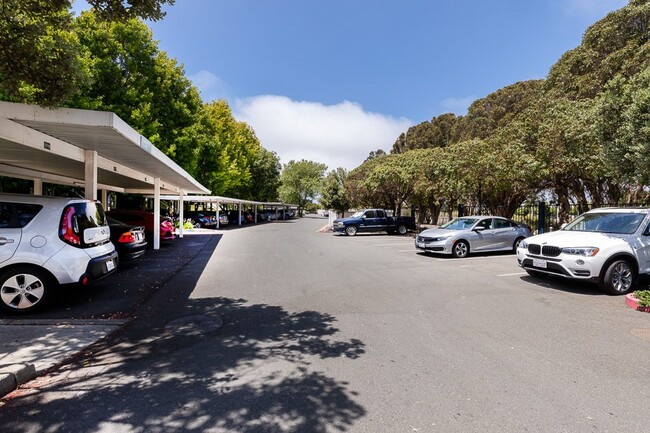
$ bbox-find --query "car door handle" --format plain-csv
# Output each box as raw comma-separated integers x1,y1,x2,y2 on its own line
0,237,15,245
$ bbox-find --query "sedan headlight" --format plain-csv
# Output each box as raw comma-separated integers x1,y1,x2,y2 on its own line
561,247,600,257
431,236,451,242
519,240,528,249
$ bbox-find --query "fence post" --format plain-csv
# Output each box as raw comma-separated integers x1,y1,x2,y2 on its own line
537,201,546,234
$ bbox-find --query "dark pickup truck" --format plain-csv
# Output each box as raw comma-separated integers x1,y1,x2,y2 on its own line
332,209,417,236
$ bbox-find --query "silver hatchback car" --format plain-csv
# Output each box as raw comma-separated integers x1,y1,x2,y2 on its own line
415,216,533,258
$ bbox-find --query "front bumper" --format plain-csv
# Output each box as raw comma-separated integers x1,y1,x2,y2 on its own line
414,238,452,254
516,248,602,281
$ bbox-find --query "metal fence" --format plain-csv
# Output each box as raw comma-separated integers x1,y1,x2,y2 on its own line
430,202,650,234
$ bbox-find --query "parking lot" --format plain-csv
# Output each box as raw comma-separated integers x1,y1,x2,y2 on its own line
1,216,649,433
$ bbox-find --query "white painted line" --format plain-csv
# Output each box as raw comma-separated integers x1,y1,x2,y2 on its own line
497,272,527,277
373,243,416,247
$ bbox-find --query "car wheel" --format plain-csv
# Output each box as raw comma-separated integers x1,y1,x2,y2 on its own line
397,224,408,235
513,237,525,253
345,225,358,236
0,267,54,313
451,240,469,258
599,259,634,295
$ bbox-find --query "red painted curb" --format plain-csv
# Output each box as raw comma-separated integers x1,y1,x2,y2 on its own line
625,293,650,313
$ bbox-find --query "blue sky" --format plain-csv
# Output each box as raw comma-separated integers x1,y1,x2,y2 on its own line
73,0,629,170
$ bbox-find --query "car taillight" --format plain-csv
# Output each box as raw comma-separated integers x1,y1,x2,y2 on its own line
60,206,81,246
118,231,136,243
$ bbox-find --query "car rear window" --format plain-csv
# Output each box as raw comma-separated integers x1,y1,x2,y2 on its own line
69,202,107,231
59,202,110,247
0,202,43,228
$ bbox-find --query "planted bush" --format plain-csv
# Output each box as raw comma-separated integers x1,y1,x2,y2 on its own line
633,290,650,308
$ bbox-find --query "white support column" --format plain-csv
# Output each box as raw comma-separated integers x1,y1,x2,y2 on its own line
100,189,108,209
254,206,258,224
216,201,221,229
33,178,42,195
238,203,242,226
178,190,184,239
153,177,161,250
84,149,98,200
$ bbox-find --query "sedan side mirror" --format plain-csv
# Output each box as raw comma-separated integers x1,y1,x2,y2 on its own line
473,226,485,232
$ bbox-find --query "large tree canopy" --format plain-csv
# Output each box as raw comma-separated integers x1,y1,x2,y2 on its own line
360,0,650,225
0,0,173,106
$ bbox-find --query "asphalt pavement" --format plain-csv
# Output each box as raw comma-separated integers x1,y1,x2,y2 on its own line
0,231,218,398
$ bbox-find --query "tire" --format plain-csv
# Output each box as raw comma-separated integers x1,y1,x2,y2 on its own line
0,266,54,313
513,237,525,253
345,225,358,236
451,240,469,258
599,259,635,295
397,224,408,235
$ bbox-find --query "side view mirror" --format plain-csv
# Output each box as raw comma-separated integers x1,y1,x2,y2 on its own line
473,226,485,232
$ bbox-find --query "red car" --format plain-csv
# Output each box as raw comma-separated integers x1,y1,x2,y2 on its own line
106,210,174,244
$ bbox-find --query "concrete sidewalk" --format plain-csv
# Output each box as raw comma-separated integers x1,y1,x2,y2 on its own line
0,318,127,397
0,233,218,399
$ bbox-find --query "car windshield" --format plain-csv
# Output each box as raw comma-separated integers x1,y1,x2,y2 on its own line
563,212,645,234
440,218,479,230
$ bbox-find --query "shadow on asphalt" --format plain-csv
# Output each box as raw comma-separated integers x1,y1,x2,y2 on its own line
519,274,611,297
0,231,367,433
0,235,222,320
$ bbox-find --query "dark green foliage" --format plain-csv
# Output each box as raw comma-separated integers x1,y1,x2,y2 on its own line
364,0,650,224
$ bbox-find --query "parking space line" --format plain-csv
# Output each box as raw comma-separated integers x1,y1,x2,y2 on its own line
497,272,527,277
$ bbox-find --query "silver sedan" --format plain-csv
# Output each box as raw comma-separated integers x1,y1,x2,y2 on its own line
415,216,533,258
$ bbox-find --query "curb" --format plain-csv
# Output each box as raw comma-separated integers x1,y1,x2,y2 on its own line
625,293,650,313
0,363,36,397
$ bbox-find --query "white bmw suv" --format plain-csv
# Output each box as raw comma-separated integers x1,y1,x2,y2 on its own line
0,194,118,313
517,207,650,295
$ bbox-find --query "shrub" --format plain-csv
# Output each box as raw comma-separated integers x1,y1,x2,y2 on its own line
633,290,650,307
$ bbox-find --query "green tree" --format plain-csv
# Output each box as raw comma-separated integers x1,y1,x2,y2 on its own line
0,0,174,106
87,0,174,21
320,168,351,217
279,160,327,216
70,11,203,171
0,0,87,105
249,148,282,202
392,113,458,154
194,100,261,198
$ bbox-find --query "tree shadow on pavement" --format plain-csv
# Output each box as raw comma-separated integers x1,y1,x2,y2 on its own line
0,234,367,432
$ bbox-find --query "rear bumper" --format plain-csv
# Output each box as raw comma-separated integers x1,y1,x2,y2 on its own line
80,250,118,284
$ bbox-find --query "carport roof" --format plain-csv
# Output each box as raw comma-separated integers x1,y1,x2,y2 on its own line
0,101,210,195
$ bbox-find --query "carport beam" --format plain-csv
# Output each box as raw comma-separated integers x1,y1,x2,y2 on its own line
153,177,161,250
216,201,220,229
33,178,42,195
84,149,98,200
178,190,184,239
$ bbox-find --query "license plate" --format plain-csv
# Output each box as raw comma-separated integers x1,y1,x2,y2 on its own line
106,259,115,272
533,258,547,269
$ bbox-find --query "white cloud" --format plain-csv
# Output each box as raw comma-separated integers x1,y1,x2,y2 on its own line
188,70,228,101
440,96,476,115
233,95,412,171
563,0,628,17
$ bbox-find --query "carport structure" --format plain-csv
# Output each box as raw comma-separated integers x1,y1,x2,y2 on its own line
159,194,296,233
0,101,210,249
